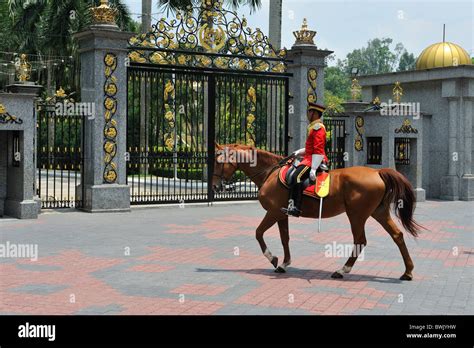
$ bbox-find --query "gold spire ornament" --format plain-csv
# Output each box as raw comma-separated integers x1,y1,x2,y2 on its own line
393,81,403,103
55,87,67,98
395,118,418,134
350,78,362,101
17,54,31,82
91,0,118,25
293,18,317,46
0,103,23,124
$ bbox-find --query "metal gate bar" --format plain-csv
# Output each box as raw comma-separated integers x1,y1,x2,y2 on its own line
36,103,84,209
127,66,289,205
127,67,211,204
325,119,346,169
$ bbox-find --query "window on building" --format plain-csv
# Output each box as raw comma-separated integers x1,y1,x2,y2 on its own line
395,138,411,165
367,137,382,165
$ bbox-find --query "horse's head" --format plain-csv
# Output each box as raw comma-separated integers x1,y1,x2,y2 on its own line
212,143,239,193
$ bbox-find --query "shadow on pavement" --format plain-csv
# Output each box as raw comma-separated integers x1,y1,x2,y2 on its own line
195,267,403,284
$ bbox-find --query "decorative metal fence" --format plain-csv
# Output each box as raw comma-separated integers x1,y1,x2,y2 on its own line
36,102,84,208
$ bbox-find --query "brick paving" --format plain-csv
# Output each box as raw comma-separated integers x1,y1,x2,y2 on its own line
0,200,472,315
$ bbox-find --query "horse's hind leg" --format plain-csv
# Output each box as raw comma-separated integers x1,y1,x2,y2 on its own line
331,214,368,279
372,205,414,280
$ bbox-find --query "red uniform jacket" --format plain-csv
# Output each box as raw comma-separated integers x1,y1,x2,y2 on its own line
300,120,328,167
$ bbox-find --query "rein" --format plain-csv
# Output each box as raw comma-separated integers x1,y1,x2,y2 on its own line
213,152,295,187
241,154,295,185
259,154,295,184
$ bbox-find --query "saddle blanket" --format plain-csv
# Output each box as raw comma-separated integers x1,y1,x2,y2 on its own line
278,164,330,199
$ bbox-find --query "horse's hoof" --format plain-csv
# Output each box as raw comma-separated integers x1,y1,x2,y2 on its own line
271,256,279,269
400,273,413,281
275,266,287,273
331,271,343,279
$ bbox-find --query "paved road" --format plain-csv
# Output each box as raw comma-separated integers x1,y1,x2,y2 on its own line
0,200,472,315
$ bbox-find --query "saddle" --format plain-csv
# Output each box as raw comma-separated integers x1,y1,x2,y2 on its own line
278,159,330,199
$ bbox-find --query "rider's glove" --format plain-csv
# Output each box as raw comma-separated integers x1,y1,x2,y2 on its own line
310,154,324,181
293,148,305,157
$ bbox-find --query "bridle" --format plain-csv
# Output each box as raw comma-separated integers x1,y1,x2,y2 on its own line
212,161,238,184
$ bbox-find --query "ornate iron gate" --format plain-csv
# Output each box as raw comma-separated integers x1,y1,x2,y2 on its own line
36,102,85,208
324,118,346,169
126,1,290,204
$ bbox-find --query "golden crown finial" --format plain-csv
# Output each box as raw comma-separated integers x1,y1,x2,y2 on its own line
293,18,317,46
91,0,118,25
351,78,362,101
17,53,31,82
393,81,403,103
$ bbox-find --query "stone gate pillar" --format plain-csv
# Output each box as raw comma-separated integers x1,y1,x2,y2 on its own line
460,83,474,201
440,80,461,200
73,1,133,212
287,19,333,152
0,83,41,219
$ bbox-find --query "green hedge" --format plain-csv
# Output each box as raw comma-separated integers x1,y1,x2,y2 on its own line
129,167,247,181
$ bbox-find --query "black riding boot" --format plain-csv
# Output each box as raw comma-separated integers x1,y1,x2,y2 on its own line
284,183,303,217
292,183,303,216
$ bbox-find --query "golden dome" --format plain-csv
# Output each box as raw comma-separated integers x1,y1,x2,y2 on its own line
416,42,472,70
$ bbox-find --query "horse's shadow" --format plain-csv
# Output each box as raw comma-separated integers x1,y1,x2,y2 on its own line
195,267,403,284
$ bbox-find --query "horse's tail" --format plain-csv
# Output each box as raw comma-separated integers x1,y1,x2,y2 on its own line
378,168,423,237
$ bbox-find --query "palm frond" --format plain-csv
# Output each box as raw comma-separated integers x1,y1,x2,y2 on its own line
11,0,47,53
157,0,193,15
225,0,261,12
109,0,133,29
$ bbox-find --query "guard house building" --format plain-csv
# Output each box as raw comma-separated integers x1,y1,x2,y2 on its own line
345,40,473,201
0,86,42,219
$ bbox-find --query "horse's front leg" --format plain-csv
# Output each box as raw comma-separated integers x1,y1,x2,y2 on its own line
275,217,291,273
256,212,278,268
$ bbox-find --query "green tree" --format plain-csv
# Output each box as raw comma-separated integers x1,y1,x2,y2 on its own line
0,2,17,86
339,38,412,75
323,90,345,117
324,38,417,102
3,0,136,95
0,2,16,51
157,0,262,13
324,65,350,100
9,0,134,54
398,51,416,71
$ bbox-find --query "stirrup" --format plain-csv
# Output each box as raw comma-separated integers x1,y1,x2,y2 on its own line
281,199,293,214
288,208,301,217
281,206,301,217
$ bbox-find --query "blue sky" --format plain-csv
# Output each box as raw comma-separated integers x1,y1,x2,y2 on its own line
123,0,473,65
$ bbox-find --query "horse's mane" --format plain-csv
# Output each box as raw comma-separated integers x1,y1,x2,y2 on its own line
220,144,284,164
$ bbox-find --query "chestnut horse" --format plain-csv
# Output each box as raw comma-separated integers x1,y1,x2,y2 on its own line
213,144,423,280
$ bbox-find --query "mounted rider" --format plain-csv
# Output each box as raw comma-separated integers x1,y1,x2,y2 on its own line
282,101,328,217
